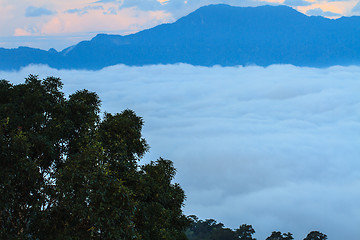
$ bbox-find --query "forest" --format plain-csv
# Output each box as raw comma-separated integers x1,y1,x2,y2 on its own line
185,216,327,240
1,76,327,240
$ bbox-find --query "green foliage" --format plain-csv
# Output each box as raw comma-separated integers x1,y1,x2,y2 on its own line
186,217,256,240
186,217,329,240
266,231,294,240
236,224,256,240
135,159,189,240
185,217,328,240
0,75,188,240
303,231,327,240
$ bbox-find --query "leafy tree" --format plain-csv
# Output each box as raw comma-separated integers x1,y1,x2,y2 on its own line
266,231,284,240
304,231,327,240
266,231,293,240
186,217,238,240
211,227,237,240
0,75,188,239
235,224,256,240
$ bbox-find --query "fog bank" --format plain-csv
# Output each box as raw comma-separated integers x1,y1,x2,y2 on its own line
2,64,360,239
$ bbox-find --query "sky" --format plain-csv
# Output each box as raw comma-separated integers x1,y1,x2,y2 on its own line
2,0,360,50
1,64,360,239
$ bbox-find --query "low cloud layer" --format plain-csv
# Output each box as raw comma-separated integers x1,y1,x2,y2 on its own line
1,64,360,239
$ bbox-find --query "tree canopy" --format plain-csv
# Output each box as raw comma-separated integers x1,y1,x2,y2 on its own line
185,217,327,240
185,217,257,240
266,231,294,240
0,75,188,239
303,231,327,240
236,224,256,240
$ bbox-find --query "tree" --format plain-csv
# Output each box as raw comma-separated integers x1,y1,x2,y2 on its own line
266,231,293,240
266,231,284,240
186,218,239,240
283,232,294,240
211,227,237,240
235,224,256,240
304,231,327,240
0,75,188,239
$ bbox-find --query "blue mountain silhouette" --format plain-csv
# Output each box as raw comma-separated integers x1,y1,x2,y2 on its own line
2,4,360,70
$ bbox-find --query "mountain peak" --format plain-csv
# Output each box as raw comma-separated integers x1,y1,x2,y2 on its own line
48,48,58,53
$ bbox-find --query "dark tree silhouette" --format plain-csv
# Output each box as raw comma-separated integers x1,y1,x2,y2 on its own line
266,231,294,240
236,224,256,240
304,231,328,240
267,231,284,240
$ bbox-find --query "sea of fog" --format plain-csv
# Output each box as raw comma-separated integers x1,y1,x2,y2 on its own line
2,64,360,240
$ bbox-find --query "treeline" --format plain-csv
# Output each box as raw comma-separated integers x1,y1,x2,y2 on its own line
185,216,327,240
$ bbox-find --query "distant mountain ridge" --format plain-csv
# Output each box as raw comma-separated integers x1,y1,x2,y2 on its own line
2,4,360,70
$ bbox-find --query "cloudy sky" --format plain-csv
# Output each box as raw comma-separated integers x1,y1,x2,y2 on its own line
2,0,360,50
1,64,360,239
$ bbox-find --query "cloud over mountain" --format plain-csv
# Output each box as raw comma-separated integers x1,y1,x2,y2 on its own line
283,0,311,7
306,7,340,17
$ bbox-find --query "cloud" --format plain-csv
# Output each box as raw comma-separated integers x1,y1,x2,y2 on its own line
103,7,118,15
13,25,40,37
93,0,121,3
13,28,33,36
65,5,104,16
306,7,341,17
119,0,163,11
283,0,312,7
1,64,360,239
25,6,56,17
116,0,281,18
352,1,360,14
41,7,172,36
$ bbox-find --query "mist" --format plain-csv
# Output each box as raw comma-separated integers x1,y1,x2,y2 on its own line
1,64,360,239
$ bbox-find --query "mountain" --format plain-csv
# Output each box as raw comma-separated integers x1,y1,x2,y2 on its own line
2,4,360,70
